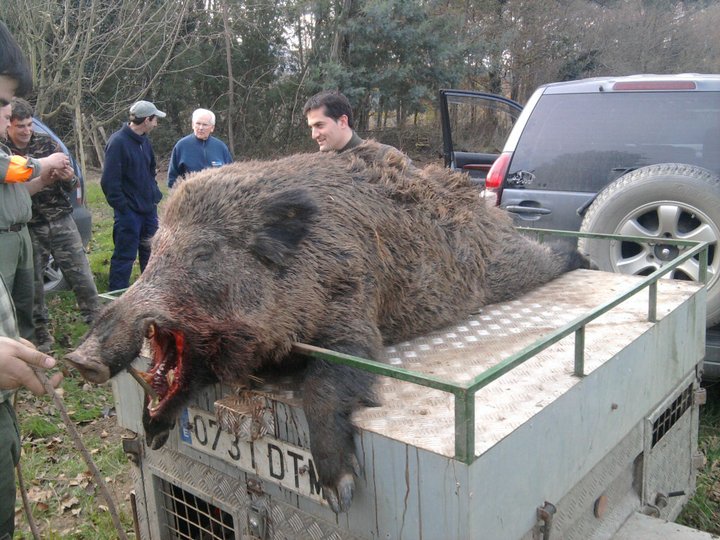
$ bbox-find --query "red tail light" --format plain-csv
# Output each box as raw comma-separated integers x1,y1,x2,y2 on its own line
485,152,512,190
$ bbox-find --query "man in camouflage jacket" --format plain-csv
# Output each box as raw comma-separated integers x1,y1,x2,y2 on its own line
3,98,100,351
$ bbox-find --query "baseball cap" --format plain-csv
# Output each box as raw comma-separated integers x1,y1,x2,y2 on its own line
129,100,166,118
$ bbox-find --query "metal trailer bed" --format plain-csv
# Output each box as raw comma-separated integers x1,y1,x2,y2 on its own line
109,236,709,540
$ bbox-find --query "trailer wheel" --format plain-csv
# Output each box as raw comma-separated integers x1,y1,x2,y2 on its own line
578,163,720,326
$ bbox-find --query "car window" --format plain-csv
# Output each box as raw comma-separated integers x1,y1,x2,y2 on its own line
444,94,521,155
508,92,720,192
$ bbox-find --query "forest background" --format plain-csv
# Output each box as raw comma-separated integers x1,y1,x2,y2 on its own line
5,0,720,172
5,2,720,536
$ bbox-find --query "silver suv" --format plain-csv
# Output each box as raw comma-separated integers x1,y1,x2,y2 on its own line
440,74,720,378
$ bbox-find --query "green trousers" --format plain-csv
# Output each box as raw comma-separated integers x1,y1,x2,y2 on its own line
0,226,35,342
0,399,20,539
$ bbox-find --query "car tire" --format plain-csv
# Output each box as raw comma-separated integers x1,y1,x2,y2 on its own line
578,163,720,326
44,256,68,293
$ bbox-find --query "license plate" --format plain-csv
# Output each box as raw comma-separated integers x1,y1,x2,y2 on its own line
180,408,325,504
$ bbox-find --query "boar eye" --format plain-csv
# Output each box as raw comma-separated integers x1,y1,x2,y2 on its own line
192,248,215,264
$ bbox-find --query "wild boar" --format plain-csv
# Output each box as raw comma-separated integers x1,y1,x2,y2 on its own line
66,142,590,512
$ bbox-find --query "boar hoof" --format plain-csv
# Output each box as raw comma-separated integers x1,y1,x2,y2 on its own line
322,453,361,513
325,472,355,514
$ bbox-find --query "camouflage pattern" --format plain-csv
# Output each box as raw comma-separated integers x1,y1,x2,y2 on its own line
2,133,77,223
29,214,100,331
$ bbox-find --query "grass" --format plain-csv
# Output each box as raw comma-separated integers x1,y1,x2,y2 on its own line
11,178,720,537
677,381,720,532
13,178,137,539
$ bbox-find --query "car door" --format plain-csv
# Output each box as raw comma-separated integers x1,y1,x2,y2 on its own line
439,89,523,186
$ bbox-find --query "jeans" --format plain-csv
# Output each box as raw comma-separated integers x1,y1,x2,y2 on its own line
109,207,158,291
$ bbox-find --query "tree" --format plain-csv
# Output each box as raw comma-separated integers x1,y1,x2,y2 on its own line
6,0,194,171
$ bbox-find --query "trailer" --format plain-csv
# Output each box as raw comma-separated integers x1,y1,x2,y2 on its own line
109,236,712,540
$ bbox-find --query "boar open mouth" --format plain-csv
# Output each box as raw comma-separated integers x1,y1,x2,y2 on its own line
134,323,188,417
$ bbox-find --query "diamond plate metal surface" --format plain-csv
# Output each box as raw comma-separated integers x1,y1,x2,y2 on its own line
352,270,699,457
140,445,361,539
128,460,152,540
645,413,695,519
643,381,698,521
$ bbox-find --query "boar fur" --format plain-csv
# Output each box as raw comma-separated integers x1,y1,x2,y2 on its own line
66,141,590,512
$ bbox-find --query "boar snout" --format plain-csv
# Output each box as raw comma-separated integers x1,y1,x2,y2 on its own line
64,350,111,384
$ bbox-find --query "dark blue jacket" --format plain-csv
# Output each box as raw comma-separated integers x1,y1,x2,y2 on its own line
101,124,162,214
167,134,233,188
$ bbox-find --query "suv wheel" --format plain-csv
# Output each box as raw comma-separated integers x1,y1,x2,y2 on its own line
578,163,720,326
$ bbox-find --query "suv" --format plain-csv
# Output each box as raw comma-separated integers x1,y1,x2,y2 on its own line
440,74,720,378
31,118,92,292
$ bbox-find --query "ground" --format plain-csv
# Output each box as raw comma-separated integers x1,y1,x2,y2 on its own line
14,382,136,538
13,167,136,539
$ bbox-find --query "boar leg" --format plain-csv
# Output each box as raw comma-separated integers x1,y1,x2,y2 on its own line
302,342,377,514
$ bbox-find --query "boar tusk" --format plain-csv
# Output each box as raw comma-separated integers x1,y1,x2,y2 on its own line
128,365,159,399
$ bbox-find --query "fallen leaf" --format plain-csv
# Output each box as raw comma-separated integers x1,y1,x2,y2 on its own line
60,495,80,513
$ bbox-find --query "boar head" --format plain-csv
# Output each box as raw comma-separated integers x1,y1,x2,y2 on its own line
66,184,318,449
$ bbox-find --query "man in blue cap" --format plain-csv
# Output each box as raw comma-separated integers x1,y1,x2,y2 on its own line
101,100,165,291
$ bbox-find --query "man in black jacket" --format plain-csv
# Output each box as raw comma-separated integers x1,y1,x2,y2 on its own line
101,100,165,291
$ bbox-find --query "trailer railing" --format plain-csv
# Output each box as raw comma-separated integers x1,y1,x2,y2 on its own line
295,230,710,463
100,230,710,465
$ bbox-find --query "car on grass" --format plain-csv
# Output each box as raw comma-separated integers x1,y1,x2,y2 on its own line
440,74,720,378
32,117,92,292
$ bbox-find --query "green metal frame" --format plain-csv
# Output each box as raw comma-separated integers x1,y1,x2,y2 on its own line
296,229,710,463
100,229,710,465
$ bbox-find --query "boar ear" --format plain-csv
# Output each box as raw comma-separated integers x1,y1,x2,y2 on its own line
251,189,317,267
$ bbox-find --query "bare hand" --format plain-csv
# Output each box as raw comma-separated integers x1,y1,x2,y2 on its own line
0,337,63,396
51,164,75,181
38,152,71,173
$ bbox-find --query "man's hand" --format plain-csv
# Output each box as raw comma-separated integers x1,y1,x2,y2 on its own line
34,152,70,187
38,152,71,172
51,164,75,182
0,337,63,396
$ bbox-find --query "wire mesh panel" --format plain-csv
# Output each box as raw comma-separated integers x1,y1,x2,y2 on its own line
157,478,236,540
651,383,693,448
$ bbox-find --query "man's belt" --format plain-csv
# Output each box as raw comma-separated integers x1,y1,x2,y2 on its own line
0,223,25,233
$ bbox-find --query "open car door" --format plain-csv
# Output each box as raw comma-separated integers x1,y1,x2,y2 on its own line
439,89,522,185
